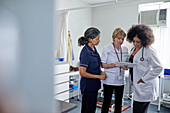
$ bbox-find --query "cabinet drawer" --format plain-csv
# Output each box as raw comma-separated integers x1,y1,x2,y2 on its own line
54,73,69,85
54,91,69,101
54,63,69,74
54,82,69,94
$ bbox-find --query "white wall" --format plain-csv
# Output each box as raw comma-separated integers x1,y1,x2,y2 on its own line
92,0,164,54
92,3,137,53
68,9,92,66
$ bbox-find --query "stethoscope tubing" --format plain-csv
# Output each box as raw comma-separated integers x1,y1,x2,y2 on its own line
131,47,144,61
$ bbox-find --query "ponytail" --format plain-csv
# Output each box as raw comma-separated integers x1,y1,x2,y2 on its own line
78,27,100,46
78,36,89,46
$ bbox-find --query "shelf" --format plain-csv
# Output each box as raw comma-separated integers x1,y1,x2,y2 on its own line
69,71,80,99
69,89,80,98
69,71,79,76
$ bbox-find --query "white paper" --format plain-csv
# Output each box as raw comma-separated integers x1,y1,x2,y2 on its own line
116,62,137,68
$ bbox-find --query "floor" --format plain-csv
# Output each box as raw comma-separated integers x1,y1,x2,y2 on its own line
68,95,170,113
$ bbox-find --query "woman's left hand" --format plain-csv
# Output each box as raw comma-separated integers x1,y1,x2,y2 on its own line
137,79,145,84
99,71,107,80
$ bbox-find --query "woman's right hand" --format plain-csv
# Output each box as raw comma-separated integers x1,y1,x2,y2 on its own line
120,65,129,70
99,72,107,80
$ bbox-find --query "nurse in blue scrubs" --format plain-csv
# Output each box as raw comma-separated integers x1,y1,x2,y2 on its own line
78,27,107,113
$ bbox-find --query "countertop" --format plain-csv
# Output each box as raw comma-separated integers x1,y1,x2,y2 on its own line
56,100,77,113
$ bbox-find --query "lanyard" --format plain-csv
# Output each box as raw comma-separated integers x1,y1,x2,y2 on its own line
113,43,122,76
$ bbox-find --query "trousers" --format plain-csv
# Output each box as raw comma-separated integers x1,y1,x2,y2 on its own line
81,91,98,113
101,84,124,113
133,101,150,113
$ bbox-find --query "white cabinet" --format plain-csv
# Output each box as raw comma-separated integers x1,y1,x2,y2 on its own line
54,62,69,74
54,62,70,102
54,73,69,84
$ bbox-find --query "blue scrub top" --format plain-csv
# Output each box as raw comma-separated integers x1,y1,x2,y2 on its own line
79,44,101,92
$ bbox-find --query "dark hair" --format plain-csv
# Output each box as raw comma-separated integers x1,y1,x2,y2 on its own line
78,27,100,46
127,24,154,47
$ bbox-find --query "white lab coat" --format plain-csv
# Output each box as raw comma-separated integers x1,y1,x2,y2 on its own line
130,46,163,102
101,43,129,85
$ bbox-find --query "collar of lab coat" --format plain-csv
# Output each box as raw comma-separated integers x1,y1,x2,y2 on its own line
130,46,143,55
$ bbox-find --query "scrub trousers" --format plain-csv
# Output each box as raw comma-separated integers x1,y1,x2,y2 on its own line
101,84,124,113
81,91,98,113
133,101,150,113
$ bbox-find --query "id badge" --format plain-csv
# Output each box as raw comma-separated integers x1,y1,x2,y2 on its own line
118,76,123,80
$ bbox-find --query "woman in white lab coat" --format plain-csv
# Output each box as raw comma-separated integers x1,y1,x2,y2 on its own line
101,28,129,113
127,24,163,113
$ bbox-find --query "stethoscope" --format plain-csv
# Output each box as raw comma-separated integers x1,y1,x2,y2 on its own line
131,47,144,61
